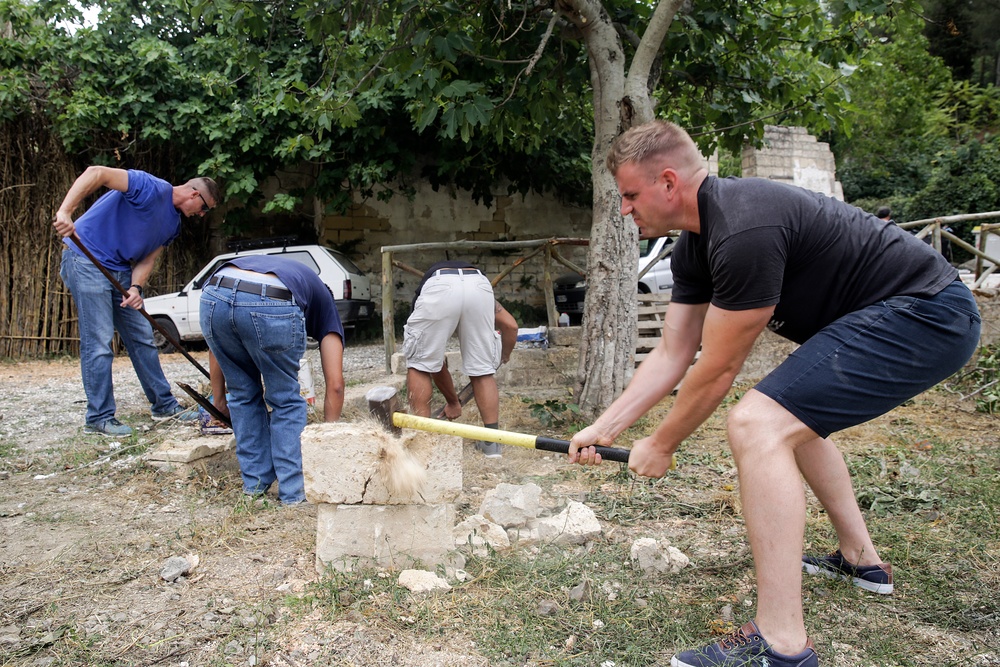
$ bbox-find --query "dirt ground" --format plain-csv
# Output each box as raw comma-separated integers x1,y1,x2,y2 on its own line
0,345,590,667
0,343,996,666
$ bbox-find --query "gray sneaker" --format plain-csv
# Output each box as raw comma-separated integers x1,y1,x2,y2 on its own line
475,441,502,458
84,418,133,437
151,405,198,422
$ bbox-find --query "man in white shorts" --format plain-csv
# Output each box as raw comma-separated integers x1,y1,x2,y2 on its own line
403,261,518,457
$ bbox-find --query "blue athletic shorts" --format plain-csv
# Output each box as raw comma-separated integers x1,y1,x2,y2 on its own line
755,280,981,438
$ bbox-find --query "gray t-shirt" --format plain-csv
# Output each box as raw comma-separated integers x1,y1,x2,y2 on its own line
670,176,957,344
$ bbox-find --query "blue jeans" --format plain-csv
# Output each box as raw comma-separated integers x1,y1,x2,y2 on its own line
200,282,307,504
59,249,180,425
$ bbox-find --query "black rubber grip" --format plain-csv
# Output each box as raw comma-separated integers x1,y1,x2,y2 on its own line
534,436,631,463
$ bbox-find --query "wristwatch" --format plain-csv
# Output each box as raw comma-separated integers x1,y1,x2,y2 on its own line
133,285,144,297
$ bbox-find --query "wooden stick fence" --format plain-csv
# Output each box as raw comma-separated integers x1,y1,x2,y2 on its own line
379,238,589,372
898,211,1000,289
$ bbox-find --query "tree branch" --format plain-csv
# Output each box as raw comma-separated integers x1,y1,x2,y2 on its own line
499,11,559,106
626,0,685,107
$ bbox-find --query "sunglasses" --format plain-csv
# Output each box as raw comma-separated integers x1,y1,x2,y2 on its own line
193,189,211,213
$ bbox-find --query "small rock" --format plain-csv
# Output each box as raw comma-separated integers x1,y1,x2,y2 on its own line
160,556,192,582
536,599,560,616
397,569,451,593
568,580,591,603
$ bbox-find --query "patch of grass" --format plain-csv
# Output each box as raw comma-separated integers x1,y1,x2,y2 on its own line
950,343,1000,414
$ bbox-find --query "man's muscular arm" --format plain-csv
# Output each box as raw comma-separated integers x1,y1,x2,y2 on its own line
53,167,129,238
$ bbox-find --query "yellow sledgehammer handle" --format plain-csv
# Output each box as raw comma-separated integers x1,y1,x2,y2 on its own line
391,412,632,463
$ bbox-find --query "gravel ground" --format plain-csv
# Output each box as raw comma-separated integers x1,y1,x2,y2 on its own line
0,341,393,454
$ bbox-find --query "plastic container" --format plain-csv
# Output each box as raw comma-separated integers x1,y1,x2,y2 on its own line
299,357,315,405
558,312,570,327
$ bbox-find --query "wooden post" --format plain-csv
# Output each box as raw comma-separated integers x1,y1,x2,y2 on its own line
381,249,395,373
543,244,559,329
976,225,988,280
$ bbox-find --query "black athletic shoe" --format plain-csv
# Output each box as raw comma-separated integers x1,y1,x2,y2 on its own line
802,549,893,594
671,620,819,667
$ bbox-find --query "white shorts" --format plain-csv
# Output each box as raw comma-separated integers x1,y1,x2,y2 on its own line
403,271,501,377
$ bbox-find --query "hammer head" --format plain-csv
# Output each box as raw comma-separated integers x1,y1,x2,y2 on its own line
365,385,402,435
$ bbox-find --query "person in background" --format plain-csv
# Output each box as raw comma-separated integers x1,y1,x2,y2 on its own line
53,166,219,437
200,255,345,506
569,120,980,667
875,206,895,224
404,261,518,457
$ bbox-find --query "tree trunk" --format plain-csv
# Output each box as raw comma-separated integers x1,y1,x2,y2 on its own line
566,0,682,417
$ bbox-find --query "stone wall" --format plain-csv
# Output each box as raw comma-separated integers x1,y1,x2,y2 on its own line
321,187,593,309
741,125,844,200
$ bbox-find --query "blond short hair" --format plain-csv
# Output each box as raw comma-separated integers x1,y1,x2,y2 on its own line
606,120,702,176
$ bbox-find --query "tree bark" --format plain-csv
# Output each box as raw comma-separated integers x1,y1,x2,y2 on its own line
561,0,682,417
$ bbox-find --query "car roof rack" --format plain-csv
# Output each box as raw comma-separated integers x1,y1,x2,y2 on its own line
226,236,299,253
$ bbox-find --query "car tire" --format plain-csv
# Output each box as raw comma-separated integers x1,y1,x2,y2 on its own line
152,317,181,353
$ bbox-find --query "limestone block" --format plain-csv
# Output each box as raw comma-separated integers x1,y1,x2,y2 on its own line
535,501,602,545
480,483,541,528
315,503,457,572
454,514,510,555
398,569,451,593
630,537,690,575
302,422,462,505
144,435,235,463
495,347,576,389
391,352,406,375
547,326,582,348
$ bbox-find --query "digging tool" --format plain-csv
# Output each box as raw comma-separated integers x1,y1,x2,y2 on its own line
176,382,233,428
66,232,210,379
432,381,475,419
392,412,632,463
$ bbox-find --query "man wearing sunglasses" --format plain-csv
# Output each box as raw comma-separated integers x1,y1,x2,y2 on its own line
53,166,221,437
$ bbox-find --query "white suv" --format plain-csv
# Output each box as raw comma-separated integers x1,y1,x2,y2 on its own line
144,242,375,350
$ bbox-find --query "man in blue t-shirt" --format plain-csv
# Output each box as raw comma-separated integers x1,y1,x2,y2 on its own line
568,121,980,667
200,255,345,506
53,166,221,437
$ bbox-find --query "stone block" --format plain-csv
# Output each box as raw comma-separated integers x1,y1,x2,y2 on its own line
547,326,581,347
479,483,541,528
496,347,576,389
144,435,235,463
302,422,462,505
535,501,602,545
315,503,457,572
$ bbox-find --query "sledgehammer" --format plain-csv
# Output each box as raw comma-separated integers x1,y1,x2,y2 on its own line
391,412,632,463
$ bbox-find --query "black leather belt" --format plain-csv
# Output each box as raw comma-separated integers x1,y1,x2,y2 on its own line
434,268,482,276
208,275,293,301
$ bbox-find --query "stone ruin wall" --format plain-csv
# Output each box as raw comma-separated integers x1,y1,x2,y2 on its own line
741,125,844,200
